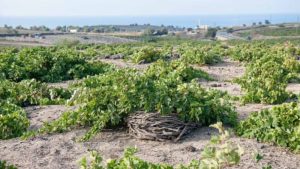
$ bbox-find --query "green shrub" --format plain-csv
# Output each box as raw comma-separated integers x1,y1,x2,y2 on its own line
0,102,29,139
228,43,269,62
235,52,299,104
144,60,211,82
237,102,300,152
0,160,17,169
130,46,165,64
30,61,236,141
0,77,71,140
179,45,223,65
0,79,71,106
228,42,300,63
0,47,114,82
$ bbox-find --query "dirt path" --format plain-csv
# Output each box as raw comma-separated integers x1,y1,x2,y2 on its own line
287,83,300,94
199,81,242,96
25,105,78,130
197,58,245,81
0,40,51,47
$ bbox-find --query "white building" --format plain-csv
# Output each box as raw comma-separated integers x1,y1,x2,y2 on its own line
198,25,209,30
69,29,78,33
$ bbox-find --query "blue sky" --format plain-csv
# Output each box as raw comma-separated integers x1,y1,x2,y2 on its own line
0,0,299,17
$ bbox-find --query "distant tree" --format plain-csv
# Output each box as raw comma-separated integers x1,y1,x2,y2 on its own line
167,25,175,29
130,23,138,26
186,28,193,32
4,24,13,29
15,25,24,29
252,22,257,26
143,28,155,36
265,20,271,25
99,28,105,33
205,28,217,38
56,26,63,31
92,28,101,33
83,27,90,32
40,25,50,31
161,28,168,35
30,25,50,31
155,28,168,36
62,26,67,32
67,25,77,30
110,26,120,32
258,22,262,25
30,26,37,31
226,28,234,33
242,24,247,27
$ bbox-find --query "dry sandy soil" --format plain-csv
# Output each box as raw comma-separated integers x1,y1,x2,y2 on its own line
0,40,51,47
1,58,300,169
0,33,136,47
99,59,151,70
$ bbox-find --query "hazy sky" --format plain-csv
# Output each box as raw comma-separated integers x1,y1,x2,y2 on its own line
1,0,299,17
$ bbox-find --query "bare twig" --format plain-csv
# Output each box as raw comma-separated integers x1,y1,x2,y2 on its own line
127,112,198,142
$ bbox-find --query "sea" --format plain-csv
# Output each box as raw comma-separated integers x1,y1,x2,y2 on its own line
0,14,299,28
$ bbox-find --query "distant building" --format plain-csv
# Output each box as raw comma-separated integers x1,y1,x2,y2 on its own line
198,25,209,30
69,29,78,33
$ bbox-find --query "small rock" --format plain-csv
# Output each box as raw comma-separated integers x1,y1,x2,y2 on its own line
40,137,48,141
197,78,208,83
185,145,197,152
54,149,61,155
260,145,266,149
110,154,119,159
171,53,180,59
105,54,124,59
210,83,222,87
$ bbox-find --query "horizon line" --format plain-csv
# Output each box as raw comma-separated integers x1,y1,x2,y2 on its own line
1,13,300,18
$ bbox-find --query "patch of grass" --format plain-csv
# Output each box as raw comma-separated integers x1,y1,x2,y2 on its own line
257,27,300,36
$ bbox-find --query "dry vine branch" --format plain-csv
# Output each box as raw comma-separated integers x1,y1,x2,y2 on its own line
127,112,198,142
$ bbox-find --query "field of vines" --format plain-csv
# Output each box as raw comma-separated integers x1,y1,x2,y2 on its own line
0,39,300,169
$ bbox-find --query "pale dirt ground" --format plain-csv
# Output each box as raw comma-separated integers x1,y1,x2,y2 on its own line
0,40,51,47
99,59,150,70
1,58,300,169
1,123,300,169
0,34,136,47
48,80,79,89
197,58,245,82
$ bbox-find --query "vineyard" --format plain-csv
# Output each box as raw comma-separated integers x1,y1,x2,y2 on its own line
0,39,300,169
